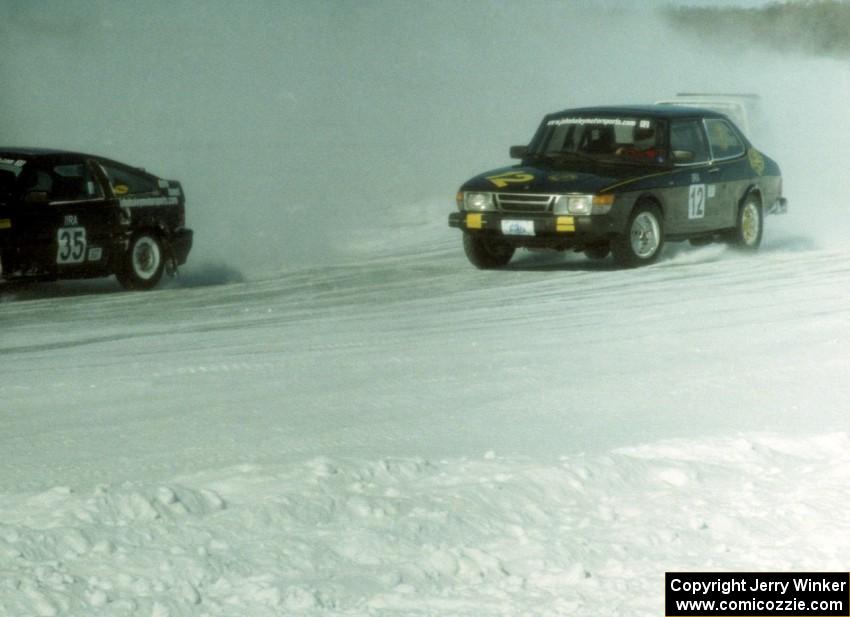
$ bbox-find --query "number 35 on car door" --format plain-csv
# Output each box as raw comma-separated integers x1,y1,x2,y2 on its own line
57,226,87,264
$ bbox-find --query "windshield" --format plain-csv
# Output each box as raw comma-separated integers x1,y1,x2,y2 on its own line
529,116,668,166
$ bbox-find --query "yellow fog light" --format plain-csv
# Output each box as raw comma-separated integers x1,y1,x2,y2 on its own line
467,213,483,229
556,216,575,232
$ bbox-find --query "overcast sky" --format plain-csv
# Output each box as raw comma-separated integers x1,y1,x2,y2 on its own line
0,0,839,272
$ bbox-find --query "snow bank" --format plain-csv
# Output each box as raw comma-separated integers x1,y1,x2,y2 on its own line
4,432,850,616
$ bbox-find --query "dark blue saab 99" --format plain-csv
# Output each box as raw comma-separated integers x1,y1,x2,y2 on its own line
449,105,787,268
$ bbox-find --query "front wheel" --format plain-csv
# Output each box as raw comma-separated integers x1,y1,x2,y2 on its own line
116,232,165,290
730,195,763,250
462,233,515,269
612,203,664,267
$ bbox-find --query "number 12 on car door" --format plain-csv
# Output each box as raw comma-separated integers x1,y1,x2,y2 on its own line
688,184,705,219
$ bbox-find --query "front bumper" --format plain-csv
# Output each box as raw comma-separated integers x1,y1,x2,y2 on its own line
169,228,193,265
448,211,622,249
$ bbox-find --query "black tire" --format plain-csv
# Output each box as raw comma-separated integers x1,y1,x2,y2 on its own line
583,243,610,260
116,232,165,290
612,202,664,267
462,233,515,269
730,195,763,250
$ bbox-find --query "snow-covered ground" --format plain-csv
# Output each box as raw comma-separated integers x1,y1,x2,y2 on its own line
3,205,850,616
3,2,850,614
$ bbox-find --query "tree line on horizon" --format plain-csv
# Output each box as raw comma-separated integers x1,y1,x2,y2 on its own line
664,0,850,57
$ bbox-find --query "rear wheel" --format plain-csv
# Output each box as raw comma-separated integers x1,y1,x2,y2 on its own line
612,203,664,267
730,195,763,250
116,232,165,290
462,233,515,269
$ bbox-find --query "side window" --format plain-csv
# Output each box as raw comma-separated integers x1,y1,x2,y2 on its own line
704,119,745,160
50,163,103,201
100,163,158,196
670,120,710,165
17,168,53,196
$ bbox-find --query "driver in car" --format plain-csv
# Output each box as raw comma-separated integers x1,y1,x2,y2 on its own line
616,125,660,161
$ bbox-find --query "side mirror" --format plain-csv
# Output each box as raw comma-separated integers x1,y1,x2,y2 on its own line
672,149,695,163
509,145,528,159
24,190,49,203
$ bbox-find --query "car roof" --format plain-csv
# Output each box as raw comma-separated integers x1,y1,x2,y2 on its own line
0,147,156,174
547,105,727,120
0,147,95,158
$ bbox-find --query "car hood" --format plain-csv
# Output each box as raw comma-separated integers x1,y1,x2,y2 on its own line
460,163,660,194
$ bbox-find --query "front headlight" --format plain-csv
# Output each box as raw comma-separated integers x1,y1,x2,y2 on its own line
463,192,495,211
554,194,592,215
553,194,615,215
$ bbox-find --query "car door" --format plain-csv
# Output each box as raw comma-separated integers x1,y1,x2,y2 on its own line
6,162,58,274
666,119,714,235
0,161,26,275
50,158,123,277
13,157,121,277
703,118,749,230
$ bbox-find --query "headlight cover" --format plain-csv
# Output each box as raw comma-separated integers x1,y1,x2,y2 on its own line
554,194,614,215
463,192,495,212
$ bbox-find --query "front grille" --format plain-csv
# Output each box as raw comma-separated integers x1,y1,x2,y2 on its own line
495,193,554,213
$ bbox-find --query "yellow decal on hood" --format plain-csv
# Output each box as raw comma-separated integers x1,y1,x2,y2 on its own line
486,171,534,188
748,148,765,176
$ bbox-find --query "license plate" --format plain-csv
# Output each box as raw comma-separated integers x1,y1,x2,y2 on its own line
501,219,535,236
